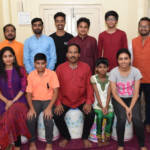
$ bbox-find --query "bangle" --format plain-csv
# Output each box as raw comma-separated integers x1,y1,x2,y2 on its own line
12,100,16,103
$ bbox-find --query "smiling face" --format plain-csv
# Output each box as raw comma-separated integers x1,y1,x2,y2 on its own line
4,26,16,41
117,53,131,69
55,16,65,31
138,20,150,37
77,22,89,37
2,50,15,67
66,45,80,64
105,15,118,29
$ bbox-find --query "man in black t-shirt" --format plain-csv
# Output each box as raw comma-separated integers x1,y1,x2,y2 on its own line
50,12,73,69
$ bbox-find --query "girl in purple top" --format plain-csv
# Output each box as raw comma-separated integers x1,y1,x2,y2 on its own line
109,48,146,150
0,47,30,150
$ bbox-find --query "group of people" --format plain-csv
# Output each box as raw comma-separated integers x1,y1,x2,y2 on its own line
0,10,149,150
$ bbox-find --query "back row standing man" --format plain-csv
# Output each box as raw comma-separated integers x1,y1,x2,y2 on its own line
69,17,98,73
98,10,128,71
132,17,150,133
24,18,56,73
50,12,73,69
0,24,24,66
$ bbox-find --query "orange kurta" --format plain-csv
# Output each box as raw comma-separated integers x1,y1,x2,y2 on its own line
0,40,24,66
132,36,150,83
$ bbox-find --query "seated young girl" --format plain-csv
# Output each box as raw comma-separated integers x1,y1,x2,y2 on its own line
91,57,114,146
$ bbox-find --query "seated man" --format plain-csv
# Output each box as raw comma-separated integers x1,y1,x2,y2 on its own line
54,43,95,148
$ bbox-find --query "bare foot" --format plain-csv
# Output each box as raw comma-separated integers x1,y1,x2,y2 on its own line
98,141,103,147
103,135,110,146
45,144,52,150
97,137,103,147
141,147,147,150
59,139,69,148
145,125,150,133
29,142,37,150
117,146,124,150
102,141,109,146
14,147,20,150
83,139,92,148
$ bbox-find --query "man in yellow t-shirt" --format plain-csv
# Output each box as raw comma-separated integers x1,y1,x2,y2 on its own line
0,24,24,66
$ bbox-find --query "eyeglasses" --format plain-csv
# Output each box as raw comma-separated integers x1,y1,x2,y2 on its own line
139,25,149,29
106,18,116,21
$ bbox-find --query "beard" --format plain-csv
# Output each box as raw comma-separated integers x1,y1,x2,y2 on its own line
140,32,150,36
5,35,16,41
139,29,150,37
33,29,42,35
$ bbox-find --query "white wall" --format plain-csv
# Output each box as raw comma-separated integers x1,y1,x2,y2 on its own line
0,0,149,43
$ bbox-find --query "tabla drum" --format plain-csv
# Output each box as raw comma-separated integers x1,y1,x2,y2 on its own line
65,108,84,139
111,115,133,141
21,136,28,144
37,112,60,142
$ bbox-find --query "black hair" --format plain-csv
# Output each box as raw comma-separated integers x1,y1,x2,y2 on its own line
105,10,119,21
34,53,47,62
0,47,22,79
3,24,16,33
54,12,66,21
31,18,43,25
138,17,150,26
77,17,90,28
116,48,131,60
96,57,109,67
67,43,81,53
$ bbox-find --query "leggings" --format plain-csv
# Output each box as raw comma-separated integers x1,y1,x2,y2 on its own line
94,109,114,138
112,97,145,147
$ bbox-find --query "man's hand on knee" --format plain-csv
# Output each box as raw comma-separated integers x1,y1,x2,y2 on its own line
54,104,64,116
83,104,92,114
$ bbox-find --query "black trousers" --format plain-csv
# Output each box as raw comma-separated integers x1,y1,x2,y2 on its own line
112,97,145,147
27,100,54,144
53,103,95,140
14,136,21,147
140,84,150,125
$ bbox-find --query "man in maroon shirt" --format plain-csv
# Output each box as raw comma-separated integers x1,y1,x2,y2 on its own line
68,17,98,73
54,43,95,148
98,10,128,71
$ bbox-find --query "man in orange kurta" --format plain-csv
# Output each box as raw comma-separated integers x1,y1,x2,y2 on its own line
132,17,150,132
0,24,23,66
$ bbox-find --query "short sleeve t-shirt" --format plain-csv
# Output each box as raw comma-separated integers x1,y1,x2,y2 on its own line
109,66,142,98
26,68,60,101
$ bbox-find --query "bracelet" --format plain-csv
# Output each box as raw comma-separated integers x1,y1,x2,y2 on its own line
12,100,16,103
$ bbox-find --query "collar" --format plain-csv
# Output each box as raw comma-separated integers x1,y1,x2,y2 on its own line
4,40,16,44
67,61,80,70
33,34,43,39
96,74,109,84
77,35,88,40
35,68,48,77
139,35,150,40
